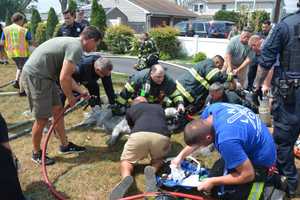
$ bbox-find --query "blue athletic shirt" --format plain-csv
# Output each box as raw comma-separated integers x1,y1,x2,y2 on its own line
201,103,276,170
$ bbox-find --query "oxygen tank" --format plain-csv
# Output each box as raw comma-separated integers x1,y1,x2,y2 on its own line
258,96,272,126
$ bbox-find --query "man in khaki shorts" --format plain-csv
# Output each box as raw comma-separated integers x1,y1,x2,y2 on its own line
21,26,102,165
110,96,171,200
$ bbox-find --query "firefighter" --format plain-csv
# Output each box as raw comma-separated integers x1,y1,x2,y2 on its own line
134,32,159,71
176,55,233,112
114,64,184,115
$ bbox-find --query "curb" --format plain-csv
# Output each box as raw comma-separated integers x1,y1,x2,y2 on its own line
103,55,189,71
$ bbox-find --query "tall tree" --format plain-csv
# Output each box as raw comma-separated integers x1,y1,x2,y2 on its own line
45,7,59,40
59,0,68,13
90,0,106,33
30,8,41,40
68,0,77,13
0,0,37,22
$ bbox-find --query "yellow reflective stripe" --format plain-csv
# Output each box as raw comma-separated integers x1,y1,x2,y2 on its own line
227,73,233,81
189,68,209,89
205,68,220,81
116,96,127,105
124,82,134,93
169,89,181,98
247,182,264,200
176,81,194,103
173,95,184,103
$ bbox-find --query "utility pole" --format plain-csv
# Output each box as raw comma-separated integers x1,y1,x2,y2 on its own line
273,0,281,23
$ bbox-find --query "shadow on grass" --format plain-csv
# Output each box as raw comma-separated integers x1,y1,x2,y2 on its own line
24,180,69,200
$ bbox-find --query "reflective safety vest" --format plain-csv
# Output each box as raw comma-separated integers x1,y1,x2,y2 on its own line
3,24,30,58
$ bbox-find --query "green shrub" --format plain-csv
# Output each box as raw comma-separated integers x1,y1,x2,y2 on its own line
104,25,135,54
46,7,58,40
192,52,207,63
159,52,171,60
214,10,239,24
149,26,181,59
30,8,41,40
68,0,77,13
90,0,106,33
35,22,47,45
53,23,62,38
129,36,140,56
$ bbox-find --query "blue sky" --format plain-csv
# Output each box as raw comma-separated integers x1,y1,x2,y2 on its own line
34,0,298,13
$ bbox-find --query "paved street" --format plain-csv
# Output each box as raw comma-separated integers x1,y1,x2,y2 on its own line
105,57,187,79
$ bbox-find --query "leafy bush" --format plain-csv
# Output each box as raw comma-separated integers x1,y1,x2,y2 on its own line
104,25,135,54
160,52,171,60
149,26,181,59
30,8,41,40
214,10,239,24
192,52,207,63
35,22,47,45
129,36,140,56
46,7,58,40
53,23,62,38
250,11,270,32
68,0,77,13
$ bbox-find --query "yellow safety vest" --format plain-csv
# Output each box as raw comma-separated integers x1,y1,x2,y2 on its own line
3,24,30,58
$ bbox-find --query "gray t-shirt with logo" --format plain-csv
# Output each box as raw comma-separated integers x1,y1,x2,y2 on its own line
23,37,83,80
226,35,254,67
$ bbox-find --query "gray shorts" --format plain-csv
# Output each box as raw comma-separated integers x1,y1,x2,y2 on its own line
20,71,62,119
12,57,28,70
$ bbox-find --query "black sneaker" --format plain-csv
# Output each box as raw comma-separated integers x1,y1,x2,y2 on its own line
31,150,55,165
59,142,86,154
109,176,134,200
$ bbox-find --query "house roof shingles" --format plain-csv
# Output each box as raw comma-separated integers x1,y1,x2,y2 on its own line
129,0,198,18
207,0,274,3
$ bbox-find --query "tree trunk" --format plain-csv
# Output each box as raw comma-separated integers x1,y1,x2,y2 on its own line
273,0,281,23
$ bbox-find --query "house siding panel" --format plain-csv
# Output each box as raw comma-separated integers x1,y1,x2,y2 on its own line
98,0,147,22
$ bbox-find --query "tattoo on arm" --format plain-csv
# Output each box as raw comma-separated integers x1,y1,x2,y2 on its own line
254,65,269,88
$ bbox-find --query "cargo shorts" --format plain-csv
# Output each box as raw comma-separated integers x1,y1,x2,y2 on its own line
121,132,171,163
20,71,62,119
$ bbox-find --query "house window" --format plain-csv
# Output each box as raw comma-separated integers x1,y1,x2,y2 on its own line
222,4,226,10
194,4,199,12
194,3,205,13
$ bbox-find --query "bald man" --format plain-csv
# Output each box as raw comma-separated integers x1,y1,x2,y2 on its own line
115,64,184,115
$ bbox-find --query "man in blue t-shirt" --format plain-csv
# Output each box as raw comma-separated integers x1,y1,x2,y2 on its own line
172,103,276,200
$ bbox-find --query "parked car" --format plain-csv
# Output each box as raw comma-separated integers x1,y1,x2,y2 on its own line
175,20,234,39
207,20,235,38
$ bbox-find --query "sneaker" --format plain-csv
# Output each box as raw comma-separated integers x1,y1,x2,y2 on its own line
12,80,20,89
31,150,55,165
59,142,86,154
109,176,134,200
144,166,158,192
19,91,27,97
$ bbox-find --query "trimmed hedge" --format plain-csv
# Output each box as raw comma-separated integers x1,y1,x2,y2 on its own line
192,52,207,63
35,22,47,45
104,25,135,54
149,26,180,60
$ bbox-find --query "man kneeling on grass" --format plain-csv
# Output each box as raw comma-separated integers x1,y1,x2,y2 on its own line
109,96,171,200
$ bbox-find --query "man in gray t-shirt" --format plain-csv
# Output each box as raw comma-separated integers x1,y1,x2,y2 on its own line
21,26,102,165
224,28,254,88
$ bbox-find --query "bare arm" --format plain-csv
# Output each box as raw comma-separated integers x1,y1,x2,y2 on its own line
198,159,255,191
172,145,200,167
224,53,233,72
236,57,251,73
254,65,270,90
60,60,77,106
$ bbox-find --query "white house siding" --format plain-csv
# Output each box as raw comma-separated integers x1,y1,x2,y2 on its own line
98,0,148,22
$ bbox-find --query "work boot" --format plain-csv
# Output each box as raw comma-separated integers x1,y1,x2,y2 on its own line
109,176,134,200
144,166,158,192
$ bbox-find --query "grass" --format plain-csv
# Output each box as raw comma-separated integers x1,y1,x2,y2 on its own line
0,63,216,200
1,62,300,200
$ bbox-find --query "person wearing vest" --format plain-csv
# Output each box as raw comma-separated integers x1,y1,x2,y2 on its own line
253,2,300,197
1,12,31,94
176,55,233,113
115,64,184,115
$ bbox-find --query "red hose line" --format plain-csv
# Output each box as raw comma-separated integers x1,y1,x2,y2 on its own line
120,192,207,200
41,95,85,200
